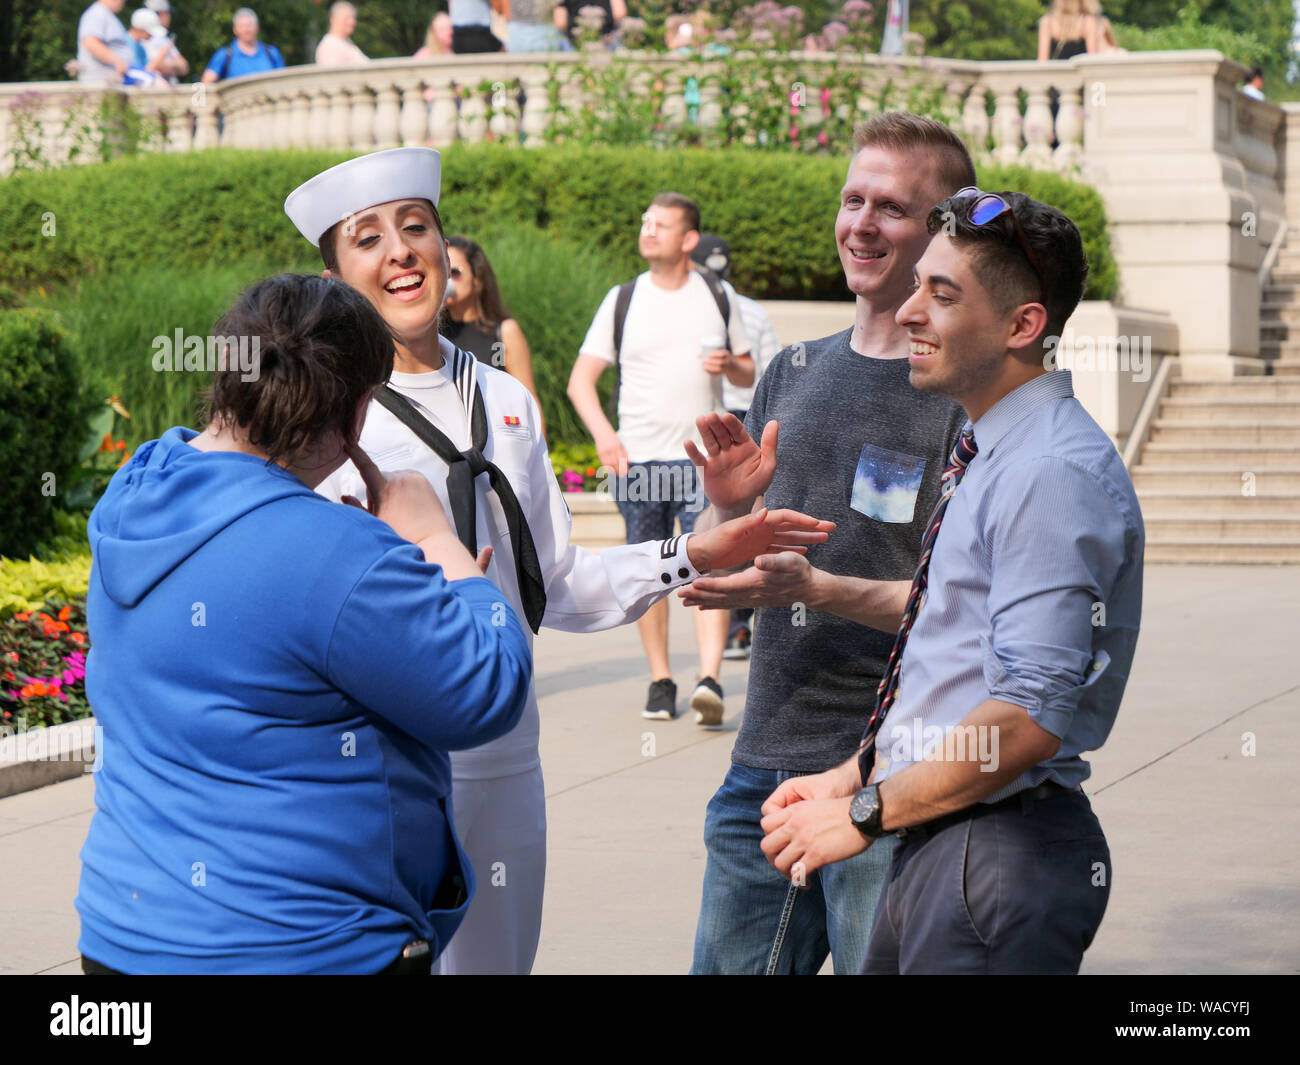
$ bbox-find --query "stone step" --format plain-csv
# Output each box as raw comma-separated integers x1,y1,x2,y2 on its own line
1145,539,1300,563
1260,339,1300,357
1138,493,1300,516
1140,444,1300,466
1258,304,1300,322
1149,421,1300,444
1132,468,1300,493
1268,359,1300,377
1143,516,1300,538
1158,398,1300,421
1168,381,1300,400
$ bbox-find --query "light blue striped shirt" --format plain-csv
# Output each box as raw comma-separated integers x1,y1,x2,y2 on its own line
873,371,1144,800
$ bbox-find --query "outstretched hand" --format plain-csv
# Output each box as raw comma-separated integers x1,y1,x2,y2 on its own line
678,550,818,610
684,413,778,511
685,507,833,574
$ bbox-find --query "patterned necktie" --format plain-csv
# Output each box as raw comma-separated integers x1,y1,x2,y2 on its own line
858,428,978,769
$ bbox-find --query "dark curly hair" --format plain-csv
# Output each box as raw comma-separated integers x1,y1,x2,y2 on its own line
926,191,1088,347
201,274,394,464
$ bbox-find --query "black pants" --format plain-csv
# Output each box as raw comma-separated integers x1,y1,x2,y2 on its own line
452,25,503,53
81,944,433,975
864,787,1111,974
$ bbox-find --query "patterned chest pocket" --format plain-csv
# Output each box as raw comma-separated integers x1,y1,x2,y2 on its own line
849,444,928,524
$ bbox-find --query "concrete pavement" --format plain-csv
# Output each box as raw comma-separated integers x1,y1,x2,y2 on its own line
2,565,1297,974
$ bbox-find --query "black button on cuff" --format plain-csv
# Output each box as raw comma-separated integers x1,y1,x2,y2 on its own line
678,567,689,578
661,573,672,584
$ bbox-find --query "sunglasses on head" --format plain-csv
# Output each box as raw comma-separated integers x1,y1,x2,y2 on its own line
448,266,463,278
952,186,1044,297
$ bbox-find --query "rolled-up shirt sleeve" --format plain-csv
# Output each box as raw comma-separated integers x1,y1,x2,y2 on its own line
982,456,1130,739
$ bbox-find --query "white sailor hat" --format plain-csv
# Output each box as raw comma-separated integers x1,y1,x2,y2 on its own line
284,147,442,247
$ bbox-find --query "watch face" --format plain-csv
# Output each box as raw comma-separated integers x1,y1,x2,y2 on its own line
850,788,878,826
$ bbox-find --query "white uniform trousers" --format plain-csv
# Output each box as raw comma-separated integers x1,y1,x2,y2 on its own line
436,766,547,975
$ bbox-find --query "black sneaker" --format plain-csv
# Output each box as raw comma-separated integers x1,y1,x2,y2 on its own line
690,676,725,727
643,678,678,720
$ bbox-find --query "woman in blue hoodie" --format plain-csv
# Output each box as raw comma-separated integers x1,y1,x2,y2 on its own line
75,274,532,975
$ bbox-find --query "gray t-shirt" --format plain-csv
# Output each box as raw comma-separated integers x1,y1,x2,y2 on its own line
76,2,133,82
733,328,967,773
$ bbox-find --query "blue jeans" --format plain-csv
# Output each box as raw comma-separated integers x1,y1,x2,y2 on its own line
692,763,897,974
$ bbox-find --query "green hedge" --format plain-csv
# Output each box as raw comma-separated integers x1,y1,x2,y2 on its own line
0,311,87,559
0,144,1117,302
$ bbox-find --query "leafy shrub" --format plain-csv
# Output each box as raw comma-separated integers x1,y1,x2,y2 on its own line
0,310,88,559
1112,4,1270,70
0,146,1117,303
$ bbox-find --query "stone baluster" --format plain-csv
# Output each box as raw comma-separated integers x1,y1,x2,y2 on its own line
194,94,220,149
429,77,458,146
374,83,402,149
991,84,1022,167
271,90,293,147
251,95,272,147
518,64,550,147
165,96,193,153
1053,82,1084,172
289,91,311,148
223,96,243,148
960,85,989,160
399,80,428,146
325,86,350,147
349,82,374,150
460,85,486,143
660,69,685,133
1021,83,1054,169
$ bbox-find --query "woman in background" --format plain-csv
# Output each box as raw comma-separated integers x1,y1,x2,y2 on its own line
1037,0,1119,61
441,234,546,435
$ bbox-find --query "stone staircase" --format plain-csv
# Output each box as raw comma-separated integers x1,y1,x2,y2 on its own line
1135,378,1300,561
1261,236,1300,378
1132,235,1300,563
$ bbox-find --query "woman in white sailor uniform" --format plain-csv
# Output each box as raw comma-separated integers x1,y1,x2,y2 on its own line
285,148,832,975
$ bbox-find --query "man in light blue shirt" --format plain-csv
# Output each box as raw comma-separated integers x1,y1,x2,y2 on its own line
757,189,1144,974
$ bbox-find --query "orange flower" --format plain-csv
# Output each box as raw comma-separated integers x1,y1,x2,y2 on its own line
70,632,86,644
55,621,70,632
115,440,126,451
20,685,34,697
98,432,114,453
58,606,71,621
32,682,49,696
14,612,29,622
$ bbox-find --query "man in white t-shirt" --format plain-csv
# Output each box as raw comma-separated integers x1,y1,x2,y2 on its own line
76,0,134,82
568,192,754,725
315,1,369,65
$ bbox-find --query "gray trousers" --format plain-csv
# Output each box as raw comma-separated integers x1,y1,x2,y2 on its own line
864,788,1111,974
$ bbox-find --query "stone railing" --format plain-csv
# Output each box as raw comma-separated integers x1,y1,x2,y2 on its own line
0,49,1291,377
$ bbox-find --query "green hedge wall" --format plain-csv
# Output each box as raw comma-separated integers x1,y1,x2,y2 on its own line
0,311,87,559
0,145,1117,302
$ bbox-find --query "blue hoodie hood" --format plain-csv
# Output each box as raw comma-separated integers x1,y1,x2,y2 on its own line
88,427,312,608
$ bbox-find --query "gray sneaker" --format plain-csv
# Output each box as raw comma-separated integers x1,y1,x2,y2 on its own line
690,676,725,727
643,678,678,720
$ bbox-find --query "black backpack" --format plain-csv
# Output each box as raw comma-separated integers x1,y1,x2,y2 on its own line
607,270,730,423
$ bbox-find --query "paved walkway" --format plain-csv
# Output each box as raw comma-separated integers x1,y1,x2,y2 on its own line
2,565,1297,974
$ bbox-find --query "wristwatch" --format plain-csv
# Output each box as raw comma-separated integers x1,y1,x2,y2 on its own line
849,784,887,839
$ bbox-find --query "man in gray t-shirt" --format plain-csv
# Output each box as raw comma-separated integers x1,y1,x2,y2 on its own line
76,0,133,82
681,113,974,975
